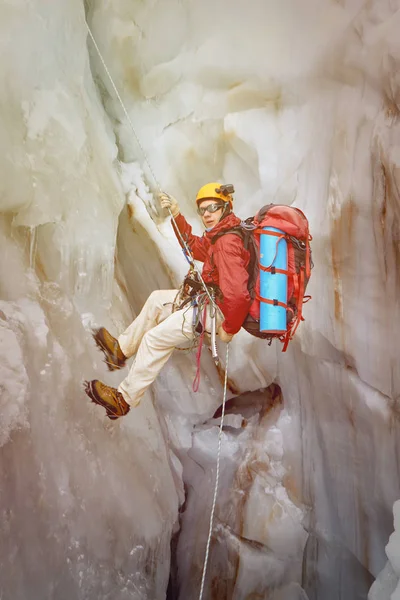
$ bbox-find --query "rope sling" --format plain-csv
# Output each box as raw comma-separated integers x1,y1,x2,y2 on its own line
85,21,229,598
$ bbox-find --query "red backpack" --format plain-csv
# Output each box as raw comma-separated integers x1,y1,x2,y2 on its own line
211,204,312,351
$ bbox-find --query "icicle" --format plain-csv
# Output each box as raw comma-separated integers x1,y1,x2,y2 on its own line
29,226,37,270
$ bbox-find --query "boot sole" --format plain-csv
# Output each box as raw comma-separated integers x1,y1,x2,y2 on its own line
83,380,120,420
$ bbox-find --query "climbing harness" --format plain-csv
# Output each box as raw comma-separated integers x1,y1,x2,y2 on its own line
198,343,229,600
173,276,220,369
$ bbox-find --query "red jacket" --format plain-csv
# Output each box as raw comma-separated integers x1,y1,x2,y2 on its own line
173,213,252,335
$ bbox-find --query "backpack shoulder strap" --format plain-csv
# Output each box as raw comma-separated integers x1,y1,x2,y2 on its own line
211,226,244,245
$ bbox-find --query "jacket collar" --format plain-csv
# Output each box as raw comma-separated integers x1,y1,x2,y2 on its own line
204,213,241,239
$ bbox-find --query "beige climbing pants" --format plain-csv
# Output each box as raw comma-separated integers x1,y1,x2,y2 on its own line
117,289,221,407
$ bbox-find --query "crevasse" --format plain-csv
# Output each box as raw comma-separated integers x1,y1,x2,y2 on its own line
0,1,399,599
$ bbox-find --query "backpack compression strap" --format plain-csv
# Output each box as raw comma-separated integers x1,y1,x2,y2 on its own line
260,264,290,276
255,295,291,311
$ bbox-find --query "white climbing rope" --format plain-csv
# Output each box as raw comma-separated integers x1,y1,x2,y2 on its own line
85,23,162,192
198,343,229,600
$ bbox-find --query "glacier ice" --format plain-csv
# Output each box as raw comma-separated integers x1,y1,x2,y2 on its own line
0,0,400,598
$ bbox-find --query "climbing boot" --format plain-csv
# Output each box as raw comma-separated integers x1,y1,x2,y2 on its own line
92,327,127,371
84,379,130,420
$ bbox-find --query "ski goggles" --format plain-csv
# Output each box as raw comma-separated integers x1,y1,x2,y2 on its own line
197,202,225,216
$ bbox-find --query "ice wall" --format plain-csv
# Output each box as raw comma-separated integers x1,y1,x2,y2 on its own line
1,0,400,598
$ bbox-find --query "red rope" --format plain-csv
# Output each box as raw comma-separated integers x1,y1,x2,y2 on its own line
192,301,208,392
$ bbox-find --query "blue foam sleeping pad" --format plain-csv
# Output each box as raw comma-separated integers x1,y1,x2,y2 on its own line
260,227,288,333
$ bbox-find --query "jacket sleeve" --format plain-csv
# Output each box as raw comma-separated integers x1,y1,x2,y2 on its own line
213,235,252,335
172,213,208,262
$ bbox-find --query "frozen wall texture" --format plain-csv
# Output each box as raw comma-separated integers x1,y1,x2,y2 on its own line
0,0,399,598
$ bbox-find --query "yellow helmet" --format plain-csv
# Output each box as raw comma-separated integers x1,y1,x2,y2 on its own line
195,182,234,206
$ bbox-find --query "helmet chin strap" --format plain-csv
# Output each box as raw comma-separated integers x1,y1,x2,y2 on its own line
218,201,231,223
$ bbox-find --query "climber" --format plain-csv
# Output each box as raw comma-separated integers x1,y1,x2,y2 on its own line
84,183,252,420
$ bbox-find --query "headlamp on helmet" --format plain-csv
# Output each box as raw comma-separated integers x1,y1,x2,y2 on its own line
215,184,235,197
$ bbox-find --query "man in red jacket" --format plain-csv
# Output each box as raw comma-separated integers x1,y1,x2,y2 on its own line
84,183,252,419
